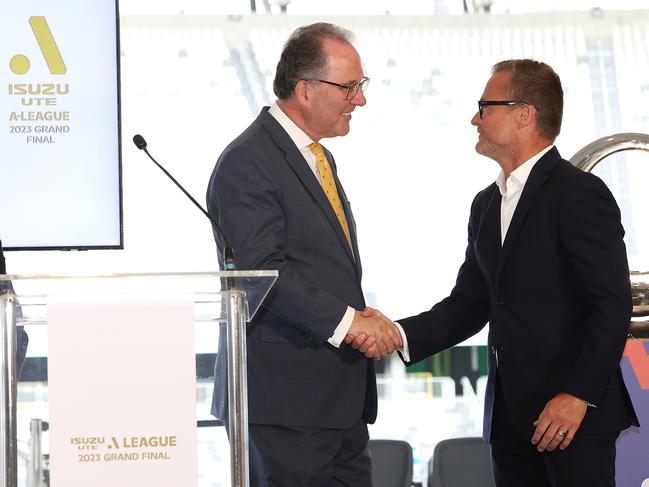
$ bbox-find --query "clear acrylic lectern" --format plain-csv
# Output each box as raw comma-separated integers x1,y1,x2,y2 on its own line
0,271,277,487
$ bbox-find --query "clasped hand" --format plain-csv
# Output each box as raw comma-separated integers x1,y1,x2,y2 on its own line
344,307,402,359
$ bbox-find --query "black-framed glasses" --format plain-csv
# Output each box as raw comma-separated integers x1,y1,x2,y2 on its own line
478,100,530,118
307,76,370,100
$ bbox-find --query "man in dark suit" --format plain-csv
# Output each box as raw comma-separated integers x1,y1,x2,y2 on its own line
206,23,401,487
0,241,29,375
352,59,638,486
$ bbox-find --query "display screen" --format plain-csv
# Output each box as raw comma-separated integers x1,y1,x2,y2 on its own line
0,0,122,250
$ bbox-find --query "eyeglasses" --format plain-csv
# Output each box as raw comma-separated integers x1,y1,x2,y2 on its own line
477,100,530,119
307,76,370,100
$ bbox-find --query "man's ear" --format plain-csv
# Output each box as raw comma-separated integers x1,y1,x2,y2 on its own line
294,79,310,104
518,104,535,128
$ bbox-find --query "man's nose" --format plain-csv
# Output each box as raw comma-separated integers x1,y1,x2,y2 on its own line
351,88,367,106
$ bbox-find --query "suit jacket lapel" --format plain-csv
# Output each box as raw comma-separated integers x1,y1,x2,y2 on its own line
260,110,357,267
479,185,502,286
332,162,362,275
496,147,560,283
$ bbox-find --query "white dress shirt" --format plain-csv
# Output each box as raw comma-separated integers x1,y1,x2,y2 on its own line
267,102,355,347
496,145,554,243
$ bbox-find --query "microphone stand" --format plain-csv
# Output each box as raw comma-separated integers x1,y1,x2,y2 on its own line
132,134,236,271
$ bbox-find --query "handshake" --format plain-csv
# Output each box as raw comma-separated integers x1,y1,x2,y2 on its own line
344,307,403,359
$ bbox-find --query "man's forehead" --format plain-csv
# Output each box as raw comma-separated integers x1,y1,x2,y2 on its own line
483,71,511,96
324,48,363,79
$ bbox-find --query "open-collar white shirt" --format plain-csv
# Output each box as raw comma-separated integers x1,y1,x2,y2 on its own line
495,145,554,244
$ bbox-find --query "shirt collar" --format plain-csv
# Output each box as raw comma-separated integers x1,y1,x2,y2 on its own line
496,144,554,197
268,102,314,150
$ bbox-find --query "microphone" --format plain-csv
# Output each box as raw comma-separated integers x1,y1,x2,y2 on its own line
0,240,6,275
132,134,236,271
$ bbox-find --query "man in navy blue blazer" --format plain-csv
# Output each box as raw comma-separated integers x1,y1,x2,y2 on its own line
352,59,638,486
206,23,401,487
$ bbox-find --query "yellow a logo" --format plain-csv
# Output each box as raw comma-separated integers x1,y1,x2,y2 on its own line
10,16,67,75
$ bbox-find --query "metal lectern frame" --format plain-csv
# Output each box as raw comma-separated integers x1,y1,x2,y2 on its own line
0,270,277,487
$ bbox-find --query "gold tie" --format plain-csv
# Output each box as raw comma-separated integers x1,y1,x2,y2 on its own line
309,142,352,247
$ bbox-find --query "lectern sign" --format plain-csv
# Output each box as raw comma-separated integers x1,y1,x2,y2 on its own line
47,298,197,487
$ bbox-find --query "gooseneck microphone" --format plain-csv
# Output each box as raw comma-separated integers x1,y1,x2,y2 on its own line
0,240,6,275
132,134,236,270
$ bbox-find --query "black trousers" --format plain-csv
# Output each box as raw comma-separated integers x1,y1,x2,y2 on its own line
491,375,619,487
249,418,372,487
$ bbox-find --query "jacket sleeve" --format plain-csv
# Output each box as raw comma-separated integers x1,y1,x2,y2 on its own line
558,171,632,405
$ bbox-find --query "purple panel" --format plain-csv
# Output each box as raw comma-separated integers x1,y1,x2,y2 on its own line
617,341,649,487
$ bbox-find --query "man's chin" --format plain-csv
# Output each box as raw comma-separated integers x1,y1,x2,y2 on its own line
475,143,497,161
336,124,351,137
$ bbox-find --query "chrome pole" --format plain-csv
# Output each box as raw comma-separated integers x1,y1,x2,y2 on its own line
0,294,18,487
29,419,44,487
226,290,249,487
569,132,649,172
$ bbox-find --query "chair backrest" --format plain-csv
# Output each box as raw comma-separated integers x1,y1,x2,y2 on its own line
369,439,413,487
428,437,495,487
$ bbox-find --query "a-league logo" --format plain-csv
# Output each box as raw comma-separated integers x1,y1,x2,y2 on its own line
9,16,66,75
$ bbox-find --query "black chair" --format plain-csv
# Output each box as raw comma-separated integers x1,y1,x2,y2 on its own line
369,439,414,487
428,437,495,487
